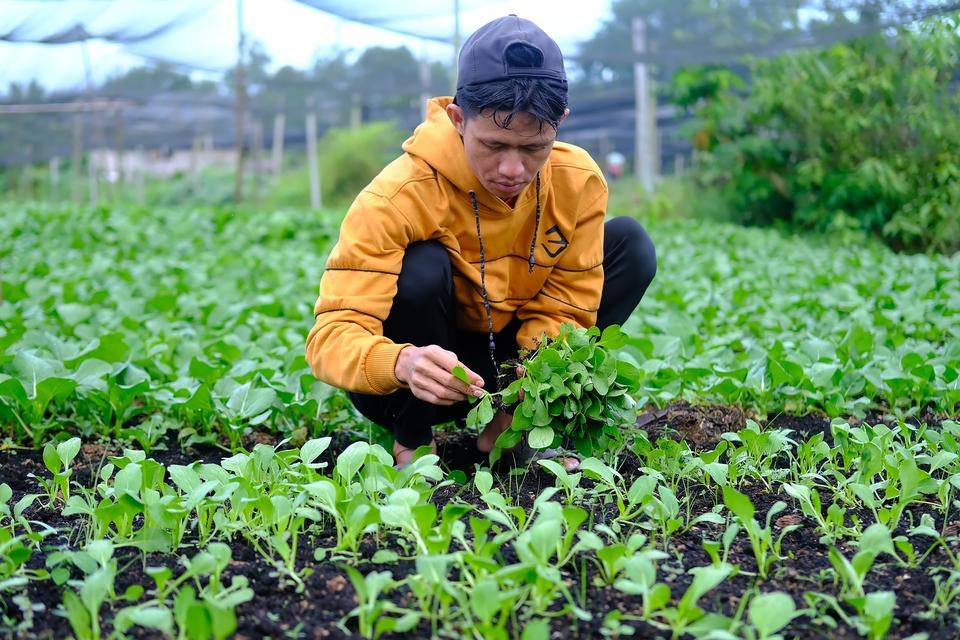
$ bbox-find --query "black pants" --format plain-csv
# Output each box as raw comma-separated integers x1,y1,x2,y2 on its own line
349,216,657,448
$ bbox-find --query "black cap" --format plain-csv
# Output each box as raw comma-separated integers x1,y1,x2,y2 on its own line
457,15,567,91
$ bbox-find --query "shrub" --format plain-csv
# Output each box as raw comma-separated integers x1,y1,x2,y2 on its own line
318,121,406,205
266,121,406,209
686,14,960,254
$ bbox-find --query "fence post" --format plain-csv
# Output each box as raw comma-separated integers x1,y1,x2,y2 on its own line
71,114,83,203
632,16,656,193
251,119,263,206
306,98,322,209
50,157,60,199
272,98,285,175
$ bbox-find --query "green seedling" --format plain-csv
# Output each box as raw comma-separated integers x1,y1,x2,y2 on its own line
466,575,524,640
536,458,584,505
0,486,55,604
586,532,649,585
828,523,898,600
723,486,799,579
473,469,528,535
702,518,740,568
746,591,802,640
0,351,77,444
924,570,960,619
33,436,81,506
656,563,735,639
722,421,795,487
608,548,671,620
342,568,419,640
807,590,897,640
61,540,117,640
783,482,858,544
108,544,253,640
406,553,463,635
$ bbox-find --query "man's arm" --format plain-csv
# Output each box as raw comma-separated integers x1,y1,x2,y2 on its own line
306,190,416,394
306,190,486,398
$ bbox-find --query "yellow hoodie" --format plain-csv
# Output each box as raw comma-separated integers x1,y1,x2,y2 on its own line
305,97,607,394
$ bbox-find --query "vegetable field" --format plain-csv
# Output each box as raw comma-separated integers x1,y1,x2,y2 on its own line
2,203,959,639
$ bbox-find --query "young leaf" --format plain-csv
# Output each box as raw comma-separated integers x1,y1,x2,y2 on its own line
451,365,470,385
748,591,798,636
723,485,756,523
528,426,554,449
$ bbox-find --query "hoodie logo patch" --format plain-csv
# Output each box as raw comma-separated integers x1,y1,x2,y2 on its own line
541,225,569,258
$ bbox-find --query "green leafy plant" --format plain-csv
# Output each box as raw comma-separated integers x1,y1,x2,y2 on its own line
722,486,799,579
462,324,640,460
341,568,419,639
61,540,117,640
33,436,81,506
746,591,802,640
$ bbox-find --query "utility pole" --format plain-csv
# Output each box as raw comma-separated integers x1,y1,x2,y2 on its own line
451,0,461,93
271,96,285,175
632,16,655,193
419,53,431,121
305,97,322,209
233,0,247,204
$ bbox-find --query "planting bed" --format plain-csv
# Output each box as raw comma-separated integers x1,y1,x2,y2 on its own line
3,203,959,639
3,402,959,639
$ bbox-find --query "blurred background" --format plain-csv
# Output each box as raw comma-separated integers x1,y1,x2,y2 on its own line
2,0,958,254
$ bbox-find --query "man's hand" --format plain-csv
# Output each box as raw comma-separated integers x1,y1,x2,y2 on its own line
395,345,484,405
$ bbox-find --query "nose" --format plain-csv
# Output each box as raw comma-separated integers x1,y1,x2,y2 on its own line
498,151,524,182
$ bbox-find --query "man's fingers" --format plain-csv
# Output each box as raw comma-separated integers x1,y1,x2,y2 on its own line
404,345,486,403
423,346,484,395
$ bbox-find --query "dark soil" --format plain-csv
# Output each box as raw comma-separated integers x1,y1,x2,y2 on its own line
2,402,958,639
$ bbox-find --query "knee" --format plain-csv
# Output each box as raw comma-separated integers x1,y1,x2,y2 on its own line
606,217,657,288
395,240,452,307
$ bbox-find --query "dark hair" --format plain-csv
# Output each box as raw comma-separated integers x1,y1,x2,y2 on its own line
454,42,568,131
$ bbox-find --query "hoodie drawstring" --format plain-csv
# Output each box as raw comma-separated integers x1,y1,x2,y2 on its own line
469,172,542,385
528,171,541,273
469,190,499,379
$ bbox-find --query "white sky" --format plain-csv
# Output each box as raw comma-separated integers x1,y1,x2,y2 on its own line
0,0,612,93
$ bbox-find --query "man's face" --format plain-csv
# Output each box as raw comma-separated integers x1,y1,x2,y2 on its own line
447,104,570,200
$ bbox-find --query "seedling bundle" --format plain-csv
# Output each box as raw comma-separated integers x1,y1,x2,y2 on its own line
461,324,640,459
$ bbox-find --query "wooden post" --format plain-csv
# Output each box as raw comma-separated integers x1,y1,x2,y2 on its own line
452,0,461,93
419,55,431,121
306,97,321,209
113,109,125,185
71,114,83,203
271,102,285,175
632,17,655,193
251,119,263,206
233,0,247,204
50,157,60,199
190,136,201,196
87,151,98,207
135,146,146,205
19,147,33,199
350,93,362,129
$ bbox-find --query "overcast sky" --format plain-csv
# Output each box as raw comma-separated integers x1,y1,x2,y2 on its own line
0,0,611,93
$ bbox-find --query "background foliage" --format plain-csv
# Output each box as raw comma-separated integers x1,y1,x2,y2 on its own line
682,15,960,254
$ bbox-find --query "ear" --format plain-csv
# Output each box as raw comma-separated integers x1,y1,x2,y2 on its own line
559,108,571,127
446,103,466,136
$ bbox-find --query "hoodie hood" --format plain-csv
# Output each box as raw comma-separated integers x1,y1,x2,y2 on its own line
401,96,550,214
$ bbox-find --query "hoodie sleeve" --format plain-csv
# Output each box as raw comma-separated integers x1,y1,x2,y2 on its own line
305,190,416,394
514,184,606,350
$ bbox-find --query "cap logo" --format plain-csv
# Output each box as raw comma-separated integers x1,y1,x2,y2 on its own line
504,41,543,68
